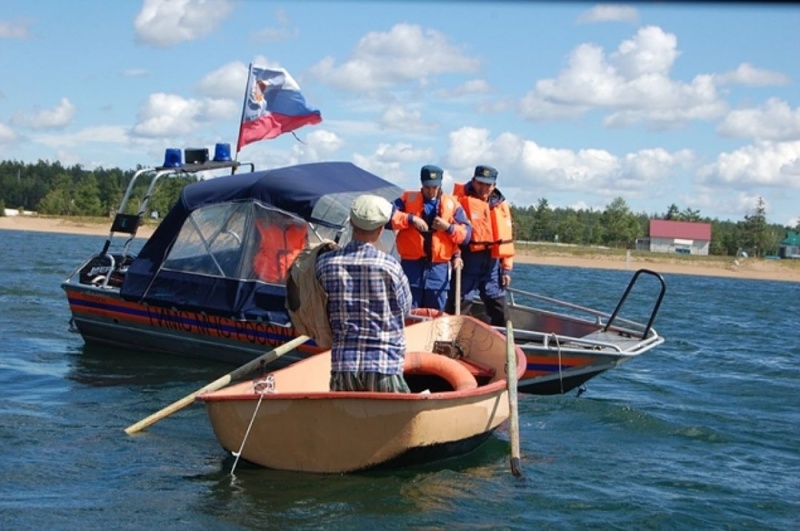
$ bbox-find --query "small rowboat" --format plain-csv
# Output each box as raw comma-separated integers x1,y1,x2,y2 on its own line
197,315,526,473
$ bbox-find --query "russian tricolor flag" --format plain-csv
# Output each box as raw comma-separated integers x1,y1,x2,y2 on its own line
237,66,322,151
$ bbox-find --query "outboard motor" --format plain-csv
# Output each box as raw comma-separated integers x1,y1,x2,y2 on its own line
78,254,133,287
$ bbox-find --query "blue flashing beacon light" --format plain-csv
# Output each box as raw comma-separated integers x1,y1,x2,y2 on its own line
162,148,183,168
213,143,232,162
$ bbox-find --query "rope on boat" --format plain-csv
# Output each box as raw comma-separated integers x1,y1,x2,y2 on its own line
551,333,564,394
230,374,276,476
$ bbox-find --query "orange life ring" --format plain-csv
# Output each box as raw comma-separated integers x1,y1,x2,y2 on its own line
405,308,448,325
404,351,478,391
409,308,446,319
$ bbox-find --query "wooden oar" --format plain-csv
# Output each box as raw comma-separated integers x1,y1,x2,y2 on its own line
124,334,310,435
506,319,522,476
454,263,462,315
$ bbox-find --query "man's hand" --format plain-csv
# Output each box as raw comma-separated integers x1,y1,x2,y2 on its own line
451,256,463,270
501,274,511,288
411,216,429,232
431,216,451,232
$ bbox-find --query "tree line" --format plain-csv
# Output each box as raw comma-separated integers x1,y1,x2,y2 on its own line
1,159,796,257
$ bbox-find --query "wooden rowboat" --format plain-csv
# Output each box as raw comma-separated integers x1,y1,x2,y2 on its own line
197,315,526,473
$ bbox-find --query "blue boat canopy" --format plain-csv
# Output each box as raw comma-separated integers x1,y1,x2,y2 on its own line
120,161,402,324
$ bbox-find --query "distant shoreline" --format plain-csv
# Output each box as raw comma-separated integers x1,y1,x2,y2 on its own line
2,215,798,283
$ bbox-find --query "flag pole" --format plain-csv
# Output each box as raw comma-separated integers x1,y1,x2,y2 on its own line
235,62,254,162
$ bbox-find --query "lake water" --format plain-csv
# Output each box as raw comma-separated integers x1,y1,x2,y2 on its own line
0,229,798,530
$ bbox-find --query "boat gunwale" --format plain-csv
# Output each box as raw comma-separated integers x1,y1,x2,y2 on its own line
198,334,527,403
196,378,511,403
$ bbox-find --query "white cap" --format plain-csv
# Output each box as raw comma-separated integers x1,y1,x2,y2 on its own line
349,194,392,231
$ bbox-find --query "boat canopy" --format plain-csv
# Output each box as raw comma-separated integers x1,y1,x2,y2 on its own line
120,161,401,323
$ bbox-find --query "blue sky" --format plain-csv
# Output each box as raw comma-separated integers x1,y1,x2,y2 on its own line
1,1,798,227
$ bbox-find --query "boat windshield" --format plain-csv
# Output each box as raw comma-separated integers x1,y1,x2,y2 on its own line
161,201,328,285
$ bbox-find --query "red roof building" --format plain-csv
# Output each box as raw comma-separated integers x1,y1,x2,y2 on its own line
638,220,712,255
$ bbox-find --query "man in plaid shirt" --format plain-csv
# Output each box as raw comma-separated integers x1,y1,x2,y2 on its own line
316,194,413,393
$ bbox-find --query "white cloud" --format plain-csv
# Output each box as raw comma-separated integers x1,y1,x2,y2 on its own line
436,79,492,99
781,157,800,176
444,126,496,170
128,90,236,139
351,143,437,187
16,98,76,130
717,98,800,141
120,68,148,78
379,104,439,134
131,93,204,137
613,25,679,78
134,0,233,47
200,98,238,122
235,128,341,168
288,129,345,164
444,126,696,208
0,20,30,39
309,23,481,93
698,140,800,189
324,118,382,138
251,7,296,42
0,123,17,143
197,62,249,99
519,26,729,128
373,143,435,164
577,4,639,24
33,125,129,148
713,62,790,87
251,26,298,42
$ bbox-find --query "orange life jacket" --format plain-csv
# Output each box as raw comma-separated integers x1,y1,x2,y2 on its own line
452,182,514,259
394,191,460,262
253,222,307,283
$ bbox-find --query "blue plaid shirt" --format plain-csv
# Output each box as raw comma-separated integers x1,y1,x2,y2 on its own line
316,240,412,375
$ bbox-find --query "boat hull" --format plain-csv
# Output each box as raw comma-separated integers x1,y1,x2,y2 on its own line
468,295,665,395
203,386,509,473
63,283,316,366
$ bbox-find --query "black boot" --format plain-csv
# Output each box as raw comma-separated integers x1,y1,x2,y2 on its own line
483,296,507,327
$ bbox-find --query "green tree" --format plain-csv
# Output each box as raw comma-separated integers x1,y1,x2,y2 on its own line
38,187,72,215
600,197,641,248
709,219,740,256
531,198,554,241
510,204,533,242
36,173,73,215
556,211,582,244
148,176,194,219
680,207,701,221
741,196,771,257
665,203,680,220
73,174,104,216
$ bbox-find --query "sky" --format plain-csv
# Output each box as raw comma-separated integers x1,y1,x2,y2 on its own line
0,1,798,227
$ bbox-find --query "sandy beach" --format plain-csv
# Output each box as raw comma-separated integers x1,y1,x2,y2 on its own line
2,214,799,283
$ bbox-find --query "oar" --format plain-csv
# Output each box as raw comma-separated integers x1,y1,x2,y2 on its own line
454,263,462,315
506,319,522,476
124,334,310,435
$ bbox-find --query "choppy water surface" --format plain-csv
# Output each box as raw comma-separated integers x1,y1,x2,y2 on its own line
0,229,798,529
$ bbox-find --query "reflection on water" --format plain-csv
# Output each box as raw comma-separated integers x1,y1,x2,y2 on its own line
66,342,232,388
193,436,511,529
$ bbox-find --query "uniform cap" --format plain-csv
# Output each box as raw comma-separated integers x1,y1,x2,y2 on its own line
420,164,443,186
473,165,498,184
